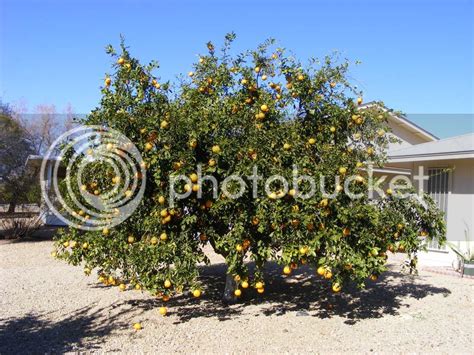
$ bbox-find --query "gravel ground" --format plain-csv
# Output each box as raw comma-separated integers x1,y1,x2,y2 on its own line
1,240,473,354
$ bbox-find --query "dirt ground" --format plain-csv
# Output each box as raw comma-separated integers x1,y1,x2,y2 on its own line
0,239,473,354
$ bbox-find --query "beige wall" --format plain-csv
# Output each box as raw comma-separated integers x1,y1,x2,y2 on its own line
388,158,473,243
387,118,433,151
387,158,474,265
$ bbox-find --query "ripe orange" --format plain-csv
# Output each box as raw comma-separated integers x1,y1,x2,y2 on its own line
158,196,166,204
235,244,243,252
255,112,265,120
241,281,249,289
104,77,111,86
369,274,378,281
133,322,142,330
297,74,304,81
211,145,221,154
160,120,169,129
208,159,216,167
117,57,125,65
283,143,291,150
308,138,316,145
257,287,265,294
190,173,198,183
150,236,158,245
192,289,201,298
159,307,167,316
299,246,308,255
102,228,109,236
255,281,264,289
342,228,350,236
260,104,269,112
164,279,172,288
128,235,135,243
283,266,291,275
160,232,168,241
144,142,153,152
319,199,328,207
357,97,363,105
234,289,242,297
332,282,342,293
317,266,326,276
324,270,333,279
119,283,127,291
189,139,197,149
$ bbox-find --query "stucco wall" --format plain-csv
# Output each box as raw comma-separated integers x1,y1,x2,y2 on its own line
387,118,432,151
385,158,473,266
412,159,473,243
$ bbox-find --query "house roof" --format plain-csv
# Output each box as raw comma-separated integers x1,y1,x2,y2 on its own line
388,132,474,162
360,102,439,142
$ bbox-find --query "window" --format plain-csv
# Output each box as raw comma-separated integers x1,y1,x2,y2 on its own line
426,167,450,250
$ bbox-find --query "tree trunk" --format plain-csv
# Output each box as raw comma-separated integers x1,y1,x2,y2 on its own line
222,272,239,304
7,201,16,214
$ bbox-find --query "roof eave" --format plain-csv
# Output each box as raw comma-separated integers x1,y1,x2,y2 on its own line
388,151,474,163
360,102,439,141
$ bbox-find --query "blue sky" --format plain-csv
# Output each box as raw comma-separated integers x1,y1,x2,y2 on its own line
1,0,472,138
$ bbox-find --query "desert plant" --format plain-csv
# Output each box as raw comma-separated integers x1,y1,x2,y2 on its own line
448,227,474,263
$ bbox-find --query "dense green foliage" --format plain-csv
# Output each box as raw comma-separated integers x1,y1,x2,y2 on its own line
54,34,445,303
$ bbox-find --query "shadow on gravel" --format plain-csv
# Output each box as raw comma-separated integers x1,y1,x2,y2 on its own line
0,262,452,352
0,226,64,244
164,261,451,324
0,304,134,354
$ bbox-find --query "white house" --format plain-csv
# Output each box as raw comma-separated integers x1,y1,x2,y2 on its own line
375,105,474,267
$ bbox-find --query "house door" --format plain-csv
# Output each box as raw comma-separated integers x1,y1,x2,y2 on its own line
426,168,450,250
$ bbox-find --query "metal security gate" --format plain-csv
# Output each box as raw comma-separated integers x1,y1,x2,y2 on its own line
426,168,450,250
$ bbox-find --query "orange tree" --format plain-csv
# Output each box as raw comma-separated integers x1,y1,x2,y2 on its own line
53,34,445,306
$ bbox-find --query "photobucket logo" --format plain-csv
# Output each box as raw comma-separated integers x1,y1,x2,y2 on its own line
167,164,426,207
40,125,146,230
